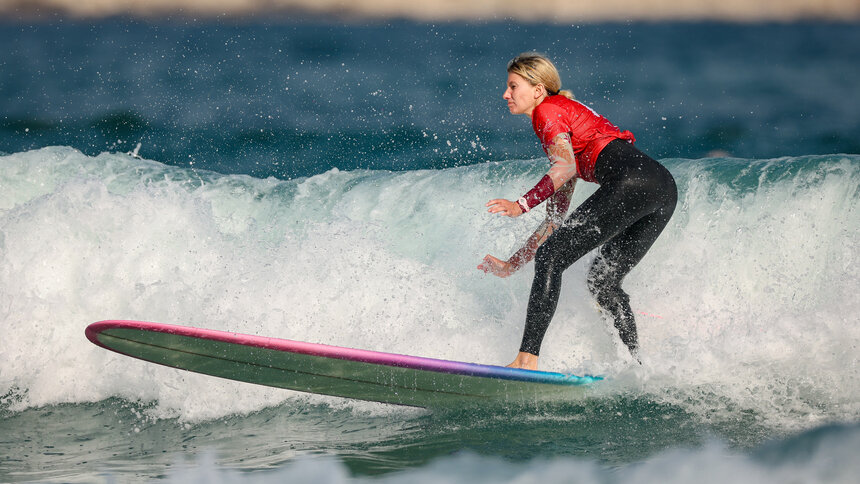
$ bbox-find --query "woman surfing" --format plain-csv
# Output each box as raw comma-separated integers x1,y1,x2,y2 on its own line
479,53,677,370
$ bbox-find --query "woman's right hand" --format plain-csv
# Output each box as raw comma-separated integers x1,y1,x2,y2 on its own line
486,198,524,218
478,254,517,278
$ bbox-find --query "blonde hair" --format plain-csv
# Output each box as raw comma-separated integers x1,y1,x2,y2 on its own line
506,52,575,100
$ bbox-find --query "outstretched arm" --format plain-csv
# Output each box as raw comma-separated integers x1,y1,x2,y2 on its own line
480,133,578,277
509,178,576,267
479,178,576,277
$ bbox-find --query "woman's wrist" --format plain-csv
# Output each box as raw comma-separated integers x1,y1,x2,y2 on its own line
519,174,556,211
507,248,529,270
516,197,530,213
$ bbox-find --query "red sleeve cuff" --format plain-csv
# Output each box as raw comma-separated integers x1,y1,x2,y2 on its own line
521,175,555,210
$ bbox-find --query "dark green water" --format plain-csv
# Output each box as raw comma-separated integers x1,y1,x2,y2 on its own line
2,391,783,482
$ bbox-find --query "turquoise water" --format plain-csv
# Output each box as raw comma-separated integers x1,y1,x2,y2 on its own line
1,18,859,484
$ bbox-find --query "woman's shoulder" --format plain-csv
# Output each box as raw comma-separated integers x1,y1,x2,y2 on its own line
532,97,578,143
534,96,583,118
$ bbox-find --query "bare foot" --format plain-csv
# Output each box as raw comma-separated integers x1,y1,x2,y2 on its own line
506,351,539,370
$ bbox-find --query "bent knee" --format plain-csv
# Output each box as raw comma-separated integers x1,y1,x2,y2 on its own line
588,279,617,304
587,263,613,296
587,270,626,306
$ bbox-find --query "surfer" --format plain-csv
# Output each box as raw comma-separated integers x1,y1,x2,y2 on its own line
478,53,677,370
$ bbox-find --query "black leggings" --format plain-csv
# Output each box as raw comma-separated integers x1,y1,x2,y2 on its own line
519,139,677,357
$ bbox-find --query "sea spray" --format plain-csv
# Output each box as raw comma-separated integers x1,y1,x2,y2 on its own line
1,148,858,431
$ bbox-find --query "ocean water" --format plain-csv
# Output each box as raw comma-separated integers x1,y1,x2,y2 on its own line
1,19,859,483
3,21,860,174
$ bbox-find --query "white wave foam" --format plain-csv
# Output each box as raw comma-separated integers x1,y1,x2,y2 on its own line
1,147,858,428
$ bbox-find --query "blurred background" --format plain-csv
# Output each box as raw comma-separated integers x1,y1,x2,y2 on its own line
1,0,858,179
2,0,860,22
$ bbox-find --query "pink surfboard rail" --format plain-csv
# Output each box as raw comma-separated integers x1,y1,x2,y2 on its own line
86,320,600,386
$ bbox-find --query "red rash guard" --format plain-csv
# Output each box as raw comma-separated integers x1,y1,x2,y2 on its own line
532,96,635,183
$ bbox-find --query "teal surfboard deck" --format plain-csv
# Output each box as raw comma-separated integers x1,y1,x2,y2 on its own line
86,320,602,408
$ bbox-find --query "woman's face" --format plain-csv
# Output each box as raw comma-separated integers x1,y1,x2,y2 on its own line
503,72,543,117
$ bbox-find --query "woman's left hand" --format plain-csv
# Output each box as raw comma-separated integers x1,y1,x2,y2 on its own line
486,198,523,218
478,255,516,278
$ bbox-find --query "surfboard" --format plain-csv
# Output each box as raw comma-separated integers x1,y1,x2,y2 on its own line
85,320,602,408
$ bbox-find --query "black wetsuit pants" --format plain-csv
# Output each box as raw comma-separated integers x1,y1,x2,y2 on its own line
519,139,677,357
